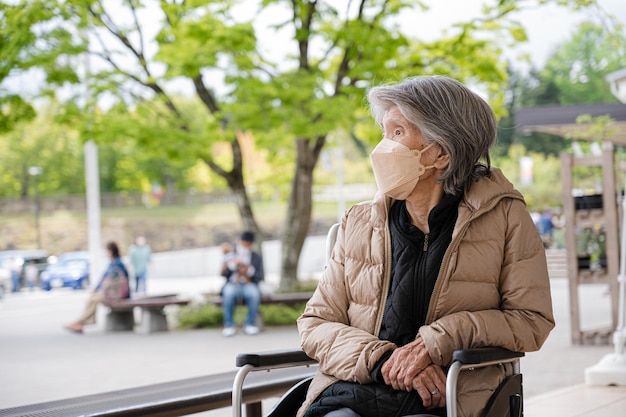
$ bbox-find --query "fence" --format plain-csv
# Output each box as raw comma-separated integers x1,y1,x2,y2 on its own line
0,189,245,214
0,184,377,215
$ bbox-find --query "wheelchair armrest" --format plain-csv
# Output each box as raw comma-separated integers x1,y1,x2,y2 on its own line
452,347,524,366
446,348,524,417
233,349,317,417
236,348,316,368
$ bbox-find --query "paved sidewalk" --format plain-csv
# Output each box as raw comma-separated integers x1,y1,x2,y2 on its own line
526,383,626,417
0,274,624,416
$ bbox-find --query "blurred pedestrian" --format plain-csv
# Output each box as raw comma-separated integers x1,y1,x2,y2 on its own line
9,257,20,293
128,236,152,295
220,231,264,337
24,260,38,291
63,241,130,334
537,209,555,248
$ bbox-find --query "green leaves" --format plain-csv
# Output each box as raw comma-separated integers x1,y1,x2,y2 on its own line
0,0,84,132
540,22,626,105
156,2,257,78
1,0,609,224
0,95,36,134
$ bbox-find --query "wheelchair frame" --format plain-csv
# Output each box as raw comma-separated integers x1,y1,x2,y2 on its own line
233,347,524,417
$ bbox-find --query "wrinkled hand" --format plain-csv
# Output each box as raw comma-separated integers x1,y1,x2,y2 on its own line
381,337,432,391
413,364,447,409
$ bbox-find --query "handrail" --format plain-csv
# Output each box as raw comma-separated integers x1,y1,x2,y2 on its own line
0,367,315,417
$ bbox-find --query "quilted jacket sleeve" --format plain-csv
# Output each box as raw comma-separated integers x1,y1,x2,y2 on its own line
297,212,396,383
419,199,556,366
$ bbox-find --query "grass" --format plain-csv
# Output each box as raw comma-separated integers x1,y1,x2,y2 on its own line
0,200,349,254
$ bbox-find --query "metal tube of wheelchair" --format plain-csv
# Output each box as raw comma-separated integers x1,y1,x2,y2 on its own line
445,361,462,417
232,364,254,417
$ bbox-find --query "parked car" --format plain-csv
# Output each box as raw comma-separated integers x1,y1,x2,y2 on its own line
40,251,90,291
0,250,50,298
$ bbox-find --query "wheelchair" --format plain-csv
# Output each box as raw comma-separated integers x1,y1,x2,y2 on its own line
232,224,524,417
232,347,524,417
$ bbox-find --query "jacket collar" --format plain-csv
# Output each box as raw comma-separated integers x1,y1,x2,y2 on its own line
461,168,525,213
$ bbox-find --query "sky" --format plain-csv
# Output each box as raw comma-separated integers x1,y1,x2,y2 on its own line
4,0,626,101
240,0,626,71
396,0,626,68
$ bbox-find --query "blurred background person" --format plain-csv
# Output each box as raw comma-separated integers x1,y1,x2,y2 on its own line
63,241,130,334
10,257,20,293
24,260,38,291
220,231,264,337
128,236,152,295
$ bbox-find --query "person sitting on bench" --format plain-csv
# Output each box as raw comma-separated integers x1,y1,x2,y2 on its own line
220,231,264,337
63,241,130,334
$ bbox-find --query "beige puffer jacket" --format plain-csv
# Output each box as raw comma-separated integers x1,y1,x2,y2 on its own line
297,168,555,417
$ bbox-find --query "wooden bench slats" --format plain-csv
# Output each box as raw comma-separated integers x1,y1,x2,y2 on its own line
0,366,317,417
103,295,189,309
208,292,313,307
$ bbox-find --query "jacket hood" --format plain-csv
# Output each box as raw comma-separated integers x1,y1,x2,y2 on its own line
463,168,525,212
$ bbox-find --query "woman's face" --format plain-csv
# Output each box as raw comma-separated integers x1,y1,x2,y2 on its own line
381,106,427,151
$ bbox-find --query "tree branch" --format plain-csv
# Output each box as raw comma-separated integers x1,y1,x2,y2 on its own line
87,3,183,119
192,74,220,114
125,0,146,58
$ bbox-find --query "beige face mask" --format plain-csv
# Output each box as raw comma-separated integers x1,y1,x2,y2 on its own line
370,138,436,200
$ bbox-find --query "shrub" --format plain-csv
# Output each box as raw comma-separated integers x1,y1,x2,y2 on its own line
259,303,306,325
279,279,319,293
177,302,306,329
177,304,223,329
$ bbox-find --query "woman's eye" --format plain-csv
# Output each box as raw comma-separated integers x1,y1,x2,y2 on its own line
394,129,402,137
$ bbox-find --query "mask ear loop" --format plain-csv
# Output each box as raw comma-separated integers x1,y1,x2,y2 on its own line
413,142,437,174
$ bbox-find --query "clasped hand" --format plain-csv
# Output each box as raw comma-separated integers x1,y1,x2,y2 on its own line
381,337,447,409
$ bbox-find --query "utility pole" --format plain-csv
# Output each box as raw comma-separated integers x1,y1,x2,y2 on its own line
28,166,43,248
83,33,102,286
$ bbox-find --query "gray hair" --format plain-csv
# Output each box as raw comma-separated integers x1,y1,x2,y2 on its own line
367,75,496,195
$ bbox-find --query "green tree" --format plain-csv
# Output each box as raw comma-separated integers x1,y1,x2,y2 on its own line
539,21,626,105
70,0,266,242
495,66,568,157
2,0,603,289
499,21,625,158
492,144,563,210
0,0,84,133
228,0,600,288
0,109,85,198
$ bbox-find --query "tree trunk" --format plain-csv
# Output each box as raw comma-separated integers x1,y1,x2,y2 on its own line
280,136,325,290
20,164,29,201
231,181,263,250
202,136,262,249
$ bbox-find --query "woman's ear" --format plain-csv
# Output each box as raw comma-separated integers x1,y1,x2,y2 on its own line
434,148,449,170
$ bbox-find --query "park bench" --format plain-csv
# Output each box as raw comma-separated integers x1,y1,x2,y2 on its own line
207,291,313,308
102,294,190,334
0,353,317,417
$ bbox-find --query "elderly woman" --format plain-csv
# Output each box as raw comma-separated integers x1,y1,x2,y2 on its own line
297,76,555,417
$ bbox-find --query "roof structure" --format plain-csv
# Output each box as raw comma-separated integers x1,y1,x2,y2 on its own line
515,102,626,145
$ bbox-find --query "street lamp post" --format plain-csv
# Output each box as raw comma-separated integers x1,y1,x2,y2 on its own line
28,166,43,249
